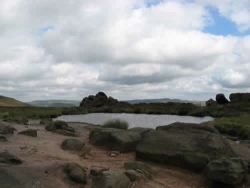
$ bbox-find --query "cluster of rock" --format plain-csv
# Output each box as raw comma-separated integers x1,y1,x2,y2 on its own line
45,120,76,136
88,122,250,186
206,92,250,106
79,91,128,108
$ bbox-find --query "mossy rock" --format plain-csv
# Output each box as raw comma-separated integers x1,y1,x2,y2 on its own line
61,138,85,151
0,136,7,142
18,129,37,137
65,162,87,184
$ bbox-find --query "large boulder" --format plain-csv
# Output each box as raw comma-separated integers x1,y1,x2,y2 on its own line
91,170,131,188
136,122,236,171
65,163,87,184
216,94,229,104
205,158,248,185
128,127,153,137
61,138,85,151
229,93,250,103
89,128,142,152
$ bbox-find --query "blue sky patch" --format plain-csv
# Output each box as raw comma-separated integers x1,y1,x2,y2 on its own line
38,26,55,36
203,6,250,36
145,0,163,8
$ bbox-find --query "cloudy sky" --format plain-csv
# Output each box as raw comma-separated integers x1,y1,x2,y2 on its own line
1,0,250,102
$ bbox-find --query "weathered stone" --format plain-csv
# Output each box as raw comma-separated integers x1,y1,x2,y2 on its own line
92,170,131,188
216,93,229,104
61,138,85,151
128,127,153,137
65,163,87,184
206,98,217,106
124,161,152,174
0,136,7,142
89,128,142,152
136,122,235,172
18,129,37,137
79,145,91,157
205,158,248,185
229,93,250,103
125,170,147,182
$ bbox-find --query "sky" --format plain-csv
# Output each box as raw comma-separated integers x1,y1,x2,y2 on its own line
0,0,250,102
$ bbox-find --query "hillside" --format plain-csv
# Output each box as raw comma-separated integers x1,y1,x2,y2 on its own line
28,100,80,107
124,98,205,106
0,95,30,107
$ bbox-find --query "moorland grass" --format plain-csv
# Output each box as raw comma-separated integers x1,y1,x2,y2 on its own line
102,119,129,130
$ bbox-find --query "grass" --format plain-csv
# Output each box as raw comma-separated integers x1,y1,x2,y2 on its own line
0,95,30,107
102,119,129,130
203,115,250,139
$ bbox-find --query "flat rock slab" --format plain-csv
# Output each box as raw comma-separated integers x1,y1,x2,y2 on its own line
18,129,37,137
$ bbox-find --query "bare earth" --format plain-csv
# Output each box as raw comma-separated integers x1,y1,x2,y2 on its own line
0,120,206,188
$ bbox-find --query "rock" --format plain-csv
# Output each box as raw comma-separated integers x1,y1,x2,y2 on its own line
136,122,236,171
91,170,131,188
18,129,37,137
65,163,87,184
205,158,248,185
128,127,153,137
79,145,91,157
124,161,152,179
79,92,128,108
0,136,7,142
90,168,109,176
89,128,142,152
125,170,147,182
206,98,217,106
107,151,120,157
0,125,16,134
229,93,250,103
0,152,23,164
216,93,229,104
56,129,77,137
61,138,85,151
0,168,22,187
124,161,152,174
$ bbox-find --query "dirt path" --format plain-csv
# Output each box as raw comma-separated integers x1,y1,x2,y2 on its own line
0,120,206,188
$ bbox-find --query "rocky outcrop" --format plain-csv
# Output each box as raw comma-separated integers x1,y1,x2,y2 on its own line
206,98,217,106
61,138,85,151
229,93,250,103
89,128,142,152
136,122,235,171
205,158,248,185
0,125,16,134
18,129,37,137
216,94,229,104
79,92,128,108
65,163,87,184
91,170,131,188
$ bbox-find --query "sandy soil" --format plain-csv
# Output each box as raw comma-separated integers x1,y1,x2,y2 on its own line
1,120,207,188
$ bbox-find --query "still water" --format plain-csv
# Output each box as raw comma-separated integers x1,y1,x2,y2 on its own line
55,113,214,129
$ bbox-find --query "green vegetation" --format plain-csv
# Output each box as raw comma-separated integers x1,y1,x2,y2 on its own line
203,115,250,139
102,119,129,130
0,95,29,107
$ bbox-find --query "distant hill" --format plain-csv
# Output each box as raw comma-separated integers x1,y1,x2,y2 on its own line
0,95,30,107
28,100,80,107
124,98,205,106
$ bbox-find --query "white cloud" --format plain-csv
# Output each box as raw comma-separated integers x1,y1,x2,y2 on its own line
0,0,249,102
